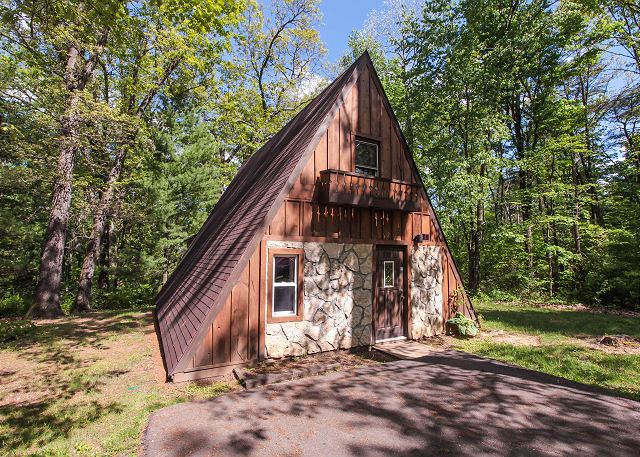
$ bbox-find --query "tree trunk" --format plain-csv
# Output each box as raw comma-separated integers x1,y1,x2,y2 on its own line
97,221,111,289
468,202,483,294
72,146,128,313
27,89,80,318
27,30,108,319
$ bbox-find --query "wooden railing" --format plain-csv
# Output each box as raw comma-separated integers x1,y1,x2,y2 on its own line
317,169,421,212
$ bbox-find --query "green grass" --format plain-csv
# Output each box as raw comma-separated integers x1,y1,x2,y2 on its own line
0,309,238,456
452,301,640,401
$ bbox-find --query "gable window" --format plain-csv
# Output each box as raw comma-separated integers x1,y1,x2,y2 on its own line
355,139,379,176
268,248,304,323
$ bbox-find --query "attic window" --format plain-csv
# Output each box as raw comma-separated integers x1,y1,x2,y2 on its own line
355,139,379,176
268,248,304,323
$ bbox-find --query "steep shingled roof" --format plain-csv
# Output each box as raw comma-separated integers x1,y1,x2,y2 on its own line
155,53,366,376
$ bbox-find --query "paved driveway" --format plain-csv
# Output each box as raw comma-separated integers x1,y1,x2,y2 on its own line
143,351,640,456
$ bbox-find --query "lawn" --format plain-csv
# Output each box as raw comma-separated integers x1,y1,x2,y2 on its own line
0,310,238,457
2,302,639,455
451,300,640,401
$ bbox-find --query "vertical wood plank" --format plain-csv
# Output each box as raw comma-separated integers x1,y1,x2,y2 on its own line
212,295,231,364
381,110,391,179
413,212,421,238
230,275,249,363
401,138,413,183
295,154,315,200
314,131,328,177
269,203,285,237
352,77,359,141
404,213,413,242
421,213,430,238
285,200,300,236
359,66,370,135
361,209,371,239
351,207,361,239
392,211,402,240
302,202,313,237
392,134,403,181
340,99,352,172
328,112,340,170
193,326,213,368
258,241,266,361
371,75,381,138
248,247,260,360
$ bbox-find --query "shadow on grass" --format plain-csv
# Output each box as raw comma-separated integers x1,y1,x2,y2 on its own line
0,309,156,453
481,306,640,339
0,400,123,451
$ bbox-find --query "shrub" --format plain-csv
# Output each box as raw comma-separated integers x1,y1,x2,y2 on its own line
446,312,478,337
0,292,28,317
0,319,36,342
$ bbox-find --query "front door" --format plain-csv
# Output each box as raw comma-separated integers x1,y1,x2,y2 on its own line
374,246,405,341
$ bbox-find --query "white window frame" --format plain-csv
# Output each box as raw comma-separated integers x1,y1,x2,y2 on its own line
272,255,298,316
355,139,379,177
383,260,394,288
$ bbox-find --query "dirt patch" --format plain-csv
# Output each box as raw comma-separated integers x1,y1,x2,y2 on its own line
479,329,542,346
585,335,640,354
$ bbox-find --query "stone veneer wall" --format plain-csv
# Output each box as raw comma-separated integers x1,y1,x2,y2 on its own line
265,241,373,358
410,246,444,339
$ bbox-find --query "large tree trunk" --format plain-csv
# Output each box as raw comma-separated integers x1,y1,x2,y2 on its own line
72,146,127,313
27,31,108,319
27,91,80,318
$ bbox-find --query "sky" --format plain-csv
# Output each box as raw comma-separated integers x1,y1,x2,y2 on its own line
318,0,385,63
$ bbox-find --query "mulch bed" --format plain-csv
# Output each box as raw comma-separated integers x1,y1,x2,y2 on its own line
233,348,396,389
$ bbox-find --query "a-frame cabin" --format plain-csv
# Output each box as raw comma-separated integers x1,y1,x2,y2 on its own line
156,52,477,382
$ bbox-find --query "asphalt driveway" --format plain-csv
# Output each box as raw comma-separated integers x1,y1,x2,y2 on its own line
143,350,640,456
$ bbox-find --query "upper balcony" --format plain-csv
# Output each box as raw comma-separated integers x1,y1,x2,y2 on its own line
317,169,422,212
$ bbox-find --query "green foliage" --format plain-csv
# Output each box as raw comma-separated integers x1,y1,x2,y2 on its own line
0,319,36,343
0,292,28,317
348,0,640,308
446,312,479,337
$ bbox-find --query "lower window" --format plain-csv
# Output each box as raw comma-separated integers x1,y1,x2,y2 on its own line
268,248,304,323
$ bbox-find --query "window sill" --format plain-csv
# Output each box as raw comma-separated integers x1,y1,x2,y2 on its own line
267,314,304,324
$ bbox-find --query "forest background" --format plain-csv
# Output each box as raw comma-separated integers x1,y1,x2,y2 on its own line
1,0,638,318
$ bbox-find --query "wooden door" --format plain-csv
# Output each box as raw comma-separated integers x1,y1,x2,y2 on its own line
374,246,405,341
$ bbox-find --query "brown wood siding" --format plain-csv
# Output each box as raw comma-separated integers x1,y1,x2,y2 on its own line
286,69,428,192
161,54,476,380
186,244,261,373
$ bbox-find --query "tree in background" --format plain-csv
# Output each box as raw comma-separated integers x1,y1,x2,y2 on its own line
71,0,243,313
345,0,638,308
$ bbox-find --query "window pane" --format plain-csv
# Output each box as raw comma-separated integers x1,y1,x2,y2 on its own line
355,141,378,169
274,256,295,283
273,286,296,314
384,261,394,288
355,166,377,177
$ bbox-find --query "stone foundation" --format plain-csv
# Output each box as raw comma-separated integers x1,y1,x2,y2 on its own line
265,241,373,358
410,246,444,338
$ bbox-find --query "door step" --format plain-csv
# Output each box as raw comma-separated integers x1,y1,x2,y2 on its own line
373,340,434,360
374,336,407,344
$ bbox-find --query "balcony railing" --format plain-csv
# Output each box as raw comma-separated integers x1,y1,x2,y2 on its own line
317,169,421,212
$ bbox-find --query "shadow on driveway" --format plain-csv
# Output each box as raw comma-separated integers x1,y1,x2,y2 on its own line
143,350,640,456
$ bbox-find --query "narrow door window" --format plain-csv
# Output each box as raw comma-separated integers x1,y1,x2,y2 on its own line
383,260,394,288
